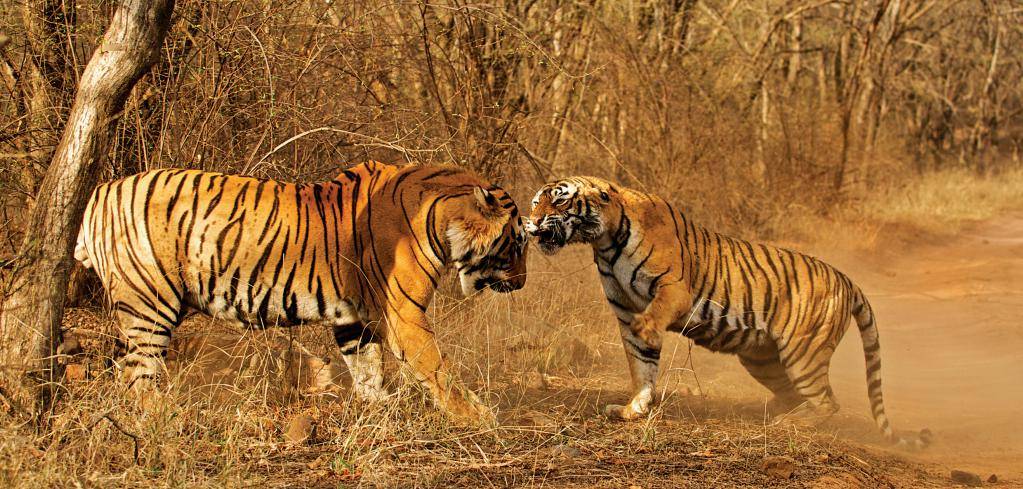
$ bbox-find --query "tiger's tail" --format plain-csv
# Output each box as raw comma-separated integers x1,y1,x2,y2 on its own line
852,286,932,450
74,191,97,270
74,229,90,269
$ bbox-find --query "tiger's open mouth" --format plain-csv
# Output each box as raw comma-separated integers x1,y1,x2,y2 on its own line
474,277,518,293
533,225,569,255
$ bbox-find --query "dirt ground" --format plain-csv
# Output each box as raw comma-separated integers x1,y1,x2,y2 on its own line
822,213,1023,481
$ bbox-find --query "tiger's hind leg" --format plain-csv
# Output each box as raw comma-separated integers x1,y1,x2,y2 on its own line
738,352,804,415
112,303,181,390
333,322,387,402
774,339,841,424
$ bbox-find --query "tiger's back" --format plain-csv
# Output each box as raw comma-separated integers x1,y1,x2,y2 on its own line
76,165,398,329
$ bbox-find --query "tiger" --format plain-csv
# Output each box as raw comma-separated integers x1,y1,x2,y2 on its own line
525,177,930,448
74,161,528,425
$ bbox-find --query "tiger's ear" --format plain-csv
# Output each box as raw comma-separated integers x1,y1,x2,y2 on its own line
473,186,501,215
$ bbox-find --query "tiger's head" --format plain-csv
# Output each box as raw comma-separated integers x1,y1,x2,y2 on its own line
447,185,529,296
526,177,613,255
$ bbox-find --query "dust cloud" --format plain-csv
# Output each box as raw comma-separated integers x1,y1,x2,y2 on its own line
822,214,1023,477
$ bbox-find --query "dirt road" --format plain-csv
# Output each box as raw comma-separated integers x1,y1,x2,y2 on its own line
822,214,1023,478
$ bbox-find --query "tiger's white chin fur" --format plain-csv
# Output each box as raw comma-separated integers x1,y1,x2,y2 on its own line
535,240,566,255
447,222,507,297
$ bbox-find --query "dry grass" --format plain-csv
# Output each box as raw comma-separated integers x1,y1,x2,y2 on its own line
1,247,952,488
862,166,1023,233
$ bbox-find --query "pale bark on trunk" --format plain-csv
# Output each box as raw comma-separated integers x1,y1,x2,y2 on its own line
0,0,174,422
786,16,801,90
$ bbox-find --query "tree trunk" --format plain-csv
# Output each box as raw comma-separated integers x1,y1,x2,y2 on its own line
0,0,174,422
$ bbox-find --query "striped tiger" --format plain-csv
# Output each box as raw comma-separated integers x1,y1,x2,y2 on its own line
525,177,930,448
74,161,528,425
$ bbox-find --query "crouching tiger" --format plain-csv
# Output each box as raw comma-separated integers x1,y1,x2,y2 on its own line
526,177,930,448
74,161,528,425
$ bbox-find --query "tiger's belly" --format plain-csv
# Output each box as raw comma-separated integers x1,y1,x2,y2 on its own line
670,298,772,355
202,288,368,328
182,262,369,328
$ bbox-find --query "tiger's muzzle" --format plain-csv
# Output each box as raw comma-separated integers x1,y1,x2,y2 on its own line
474,276,522,293
525,219,569,255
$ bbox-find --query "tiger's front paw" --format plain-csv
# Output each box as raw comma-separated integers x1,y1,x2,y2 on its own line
451,402,498,429
446,390,498,429
353,383,390,403
603,403,646,421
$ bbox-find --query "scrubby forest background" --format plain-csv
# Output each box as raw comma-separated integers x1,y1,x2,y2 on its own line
2,0,1021,252
1,2,1023,486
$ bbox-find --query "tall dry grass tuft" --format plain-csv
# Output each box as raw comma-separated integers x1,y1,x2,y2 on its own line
862,166,1023,233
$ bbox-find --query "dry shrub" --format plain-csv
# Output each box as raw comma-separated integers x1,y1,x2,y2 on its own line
4,0,1022,252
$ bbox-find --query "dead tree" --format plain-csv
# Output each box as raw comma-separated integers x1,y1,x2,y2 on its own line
0,0,174,422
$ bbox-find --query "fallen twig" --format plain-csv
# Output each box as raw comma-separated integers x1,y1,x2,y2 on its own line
87,410,140,464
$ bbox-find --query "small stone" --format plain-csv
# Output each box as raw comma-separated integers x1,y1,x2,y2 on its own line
548,444,581,460
520,411,559,429
760,456,797,479
809,473,862,489
65,364,87,381
58,336,83,358
987,474,998,483
950,469,983,487
307,455,328,469
284,414,316,445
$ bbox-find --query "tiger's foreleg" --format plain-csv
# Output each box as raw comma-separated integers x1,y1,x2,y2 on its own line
333,322,387,402
605,283,693,421
381,309,495,427
606,318,661,420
